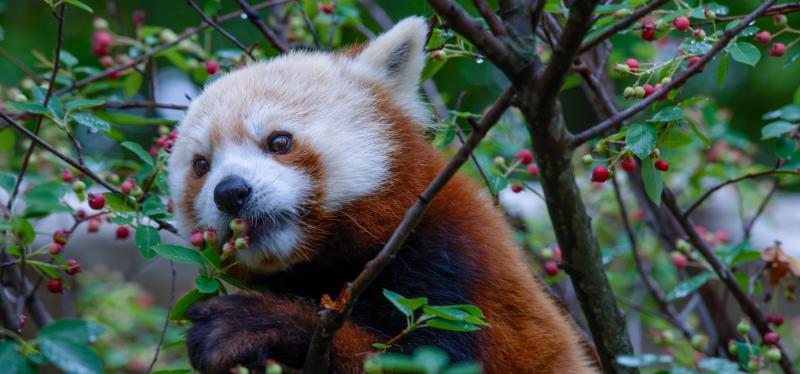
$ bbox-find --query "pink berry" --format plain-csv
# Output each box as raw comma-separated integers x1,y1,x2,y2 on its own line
121,179,135,195
516,149,533,165
764,332,780,345
65,259,81,275
591,165,610,183
204,228,218,245
624,58,639,72
53,229,70,245
116,226,130,239
76,209,87,219
168,130,178,140
755,31,772,45
167,200,174,213
99,55,114,67
61,169,74,182
527,163,540,177
655,159,669,172
222,241,236,255
47,279,64,293
672,16,690,31
771,315,784,327
132,10,145,27
671,252,688,268
320,3,335,14
87,218,101,233
155,135,168,148
687,56,702,68
715,229,731,243
87,193,106,210
643,84,656,98
511,183,524,193
91,31,113,56
552,247,562,261
48,242,63,255
149,145,159,157
642,21,656,41
543,261,559,276
229,218,247,234
190,230,205,247
621,157,636,172
769,43,786,57
693,29,706,40
205,60,219,75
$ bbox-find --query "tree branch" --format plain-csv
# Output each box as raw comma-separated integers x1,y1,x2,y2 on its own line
744,178,780,239
579,0,669,53
233,0,289,53
471,0,508,36
302,87,514,374
570,0,778,148
682,169,797,219
186,0,256,59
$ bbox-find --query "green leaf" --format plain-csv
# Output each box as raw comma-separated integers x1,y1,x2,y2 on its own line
170,288,211,320
698,357,745,373
658,130,694,149
64,0,93,13
38,338,103,374
151,370,192,374
383,289,427,317
11,216,35,244
204,0,222,16
423,305,489,327
95,111,178,126
372,343,388,350
425,318,479,332
443,363,482,374
59,50,79,67
640,157,663,205
687,117,711,146
775,137,798,159
729,42,761,67
121,141,154,165
488,173,507,194
761,121,796,139
763,104,800,121
0,171,15,192
717,53,728,85
66,99,105,111
666,272,713,301
626,123,657,159
616,354,672,367
47,95,65,121
142,197,168,217
39,319,106,344
135,225,160,259
195,275,221,294
421,57,447,83
647,106,684,123
786,48,800,68
123,72,143,98
102,193,139,212
71,113,111,132
202,248,222,269
152,245,207,264
442,304,484,318
7,101,49,114
0,341,35,374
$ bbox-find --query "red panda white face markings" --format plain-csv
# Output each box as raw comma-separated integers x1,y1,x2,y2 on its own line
167,17,428,272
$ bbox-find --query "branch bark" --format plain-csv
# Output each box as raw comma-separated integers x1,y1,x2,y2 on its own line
682,169,797,218
302,88,514,374
579,0,669,53
233,0,289,53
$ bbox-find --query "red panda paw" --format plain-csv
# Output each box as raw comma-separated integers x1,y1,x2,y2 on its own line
185,293,318,373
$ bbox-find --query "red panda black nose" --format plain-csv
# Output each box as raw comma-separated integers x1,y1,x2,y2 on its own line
214,176,251,215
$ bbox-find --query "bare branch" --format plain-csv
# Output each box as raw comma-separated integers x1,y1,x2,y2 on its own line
570,0,778,148
682,169,798,218
234,0,290,53
745,178,780,239
303,87,514,374
146,261,176,374
186,0,256,59
471,0,508,36
101,100,188,111
579,0,669,53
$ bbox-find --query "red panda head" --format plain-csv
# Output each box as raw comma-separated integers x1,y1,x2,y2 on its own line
168,17,428,272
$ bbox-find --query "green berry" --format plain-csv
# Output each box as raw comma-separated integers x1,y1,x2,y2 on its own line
634,86,646,99
623,86,635,99
737,320,751,335
581,154,594,165
72,180,86,194
676,239,691,252
766,347,782,362
691,334,709,351
235,237,249,250
541,248,554,260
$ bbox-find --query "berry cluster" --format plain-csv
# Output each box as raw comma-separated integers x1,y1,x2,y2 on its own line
496,149,540,194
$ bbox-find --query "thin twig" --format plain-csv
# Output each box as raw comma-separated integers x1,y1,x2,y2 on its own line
101,101,189,110
570,0,778,147
471,0,508,36
682,169,797,218
234,0,290,53
579,0,669,53
302,87,514,374
146,260,176,374
327,1,338,50
186,0,256,60
745,177,780,239
0,48,43,84
297,4,324,49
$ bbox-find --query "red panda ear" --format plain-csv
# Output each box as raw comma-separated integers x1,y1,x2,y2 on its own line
354,16,427,98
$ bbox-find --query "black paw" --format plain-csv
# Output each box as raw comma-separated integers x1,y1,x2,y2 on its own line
186,293,315,373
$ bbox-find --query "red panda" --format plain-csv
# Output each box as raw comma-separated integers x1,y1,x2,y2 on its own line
168,17,597,374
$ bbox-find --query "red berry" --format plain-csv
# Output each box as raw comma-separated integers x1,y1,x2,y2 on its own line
764,332,781,345
205,60,219,75
53,230,70,245
624,58,639,72
643,84,656,98
687,56,702,68
116,226,130,239
511,183,524,193
106,70,121,80
65,259,81,275
121,179,135,195
591,165,610,183
87,218,101,233
755,31,772,45
87,193,106,210
48,242,63,255
654,84,669,100
76,209,87,219
543,261,559,276
672,16,690,31
693,29,706,40
204,228,218,245
552,247,562,261
91,31,113,56
527,163,540,177
99,55,114,67
156,135,168,148
190,230,205,247
149,145,159,157
132,10,145,27
61,169,74,182
642,21,656,41
516,149,533,165
621,157,636,172
47,279,64,293
168,130,178,140
655,159,669,172
671,252,688,268
167,199,174,213
320,3,335,14
769,43,786,57
714,229,730,243
771,315,784,327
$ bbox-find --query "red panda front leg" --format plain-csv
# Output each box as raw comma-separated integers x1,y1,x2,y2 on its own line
185,292,379,374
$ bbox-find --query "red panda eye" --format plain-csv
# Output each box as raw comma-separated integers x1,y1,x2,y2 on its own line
193,157,210,178
268,132,292,154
